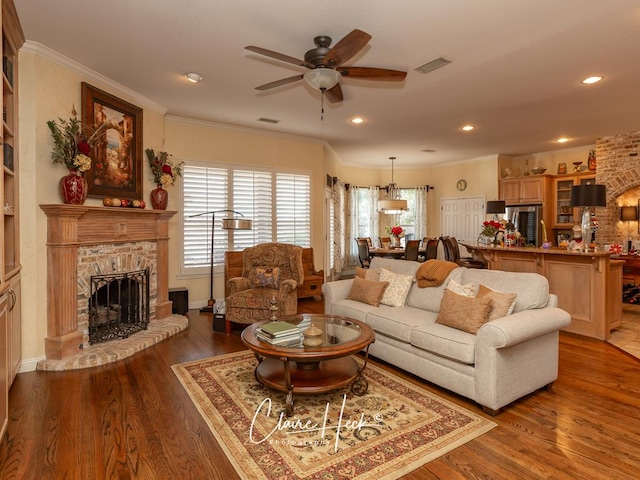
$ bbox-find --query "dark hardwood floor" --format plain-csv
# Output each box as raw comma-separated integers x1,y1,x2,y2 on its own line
1,297,639,479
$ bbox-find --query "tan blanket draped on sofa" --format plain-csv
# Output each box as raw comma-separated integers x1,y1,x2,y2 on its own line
416,260,459,288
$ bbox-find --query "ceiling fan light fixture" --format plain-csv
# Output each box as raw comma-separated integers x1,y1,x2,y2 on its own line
303,68,342,90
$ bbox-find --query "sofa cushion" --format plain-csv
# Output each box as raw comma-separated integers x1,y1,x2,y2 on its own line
405,268,465,313
436,289,492,334
410,322,477,364
365,306,432,343
379,268,414,307
477,284,517,320
459,269,549,312
346,276,389,307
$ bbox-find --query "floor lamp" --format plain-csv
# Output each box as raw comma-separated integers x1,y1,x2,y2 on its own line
189,209,252,313
620,206,638,253
570,184,606,251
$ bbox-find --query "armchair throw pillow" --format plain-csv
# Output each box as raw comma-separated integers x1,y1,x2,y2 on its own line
249,266,281,289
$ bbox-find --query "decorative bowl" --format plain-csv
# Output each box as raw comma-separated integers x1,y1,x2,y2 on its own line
531,167,547,175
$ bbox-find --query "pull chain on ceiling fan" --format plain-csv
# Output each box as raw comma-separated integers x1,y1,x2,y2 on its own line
245,29,407,116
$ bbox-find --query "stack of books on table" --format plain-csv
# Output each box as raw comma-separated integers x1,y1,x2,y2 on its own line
256,320,302,346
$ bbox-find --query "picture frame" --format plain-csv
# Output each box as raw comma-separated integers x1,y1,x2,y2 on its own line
81,82,143,199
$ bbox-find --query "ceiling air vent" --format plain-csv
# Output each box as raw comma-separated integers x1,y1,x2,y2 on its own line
421,149,437,153
415,57,452,74
257,117,280,124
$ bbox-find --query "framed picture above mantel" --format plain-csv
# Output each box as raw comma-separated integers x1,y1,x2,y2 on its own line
81,82,143,199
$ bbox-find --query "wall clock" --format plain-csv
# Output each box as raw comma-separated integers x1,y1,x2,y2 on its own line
456,179,467,191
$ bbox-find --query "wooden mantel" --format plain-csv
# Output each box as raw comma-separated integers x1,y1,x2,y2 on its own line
40,205,177,360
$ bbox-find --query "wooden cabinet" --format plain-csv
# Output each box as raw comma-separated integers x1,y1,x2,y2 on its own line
0,0,23,442
552,172,596,228
500,176,547,205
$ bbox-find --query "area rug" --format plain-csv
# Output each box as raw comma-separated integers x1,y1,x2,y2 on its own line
172,351,496,480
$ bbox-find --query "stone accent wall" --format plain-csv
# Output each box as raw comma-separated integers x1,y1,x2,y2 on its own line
77,242,157,347
595,130,640,245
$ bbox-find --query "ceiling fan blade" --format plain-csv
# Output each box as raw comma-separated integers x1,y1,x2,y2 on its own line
338,66,407,81
245,46,313,68
255,74,304,91
324,83,343,103
323,29,372,67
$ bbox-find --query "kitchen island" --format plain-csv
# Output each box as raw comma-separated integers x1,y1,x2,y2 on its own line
464,244,622,340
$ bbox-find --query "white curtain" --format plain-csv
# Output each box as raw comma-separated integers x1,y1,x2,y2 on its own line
332,179,346,274
414,186,429,240
348,186,379,266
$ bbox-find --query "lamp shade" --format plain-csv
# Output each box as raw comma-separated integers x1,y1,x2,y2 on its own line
570,184,606,207
379,198,408,213
621,206,638,222
486,200,506,214
221,218,252,230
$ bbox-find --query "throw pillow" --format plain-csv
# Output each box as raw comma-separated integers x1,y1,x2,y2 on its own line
355,267,381,282
436,289,492,334
346,276,389,307
446,278,477,297
477,284,517,320
249,266,281,289
379,268,414,307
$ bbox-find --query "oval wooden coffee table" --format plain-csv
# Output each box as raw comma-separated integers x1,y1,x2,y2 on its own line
241,314,375,416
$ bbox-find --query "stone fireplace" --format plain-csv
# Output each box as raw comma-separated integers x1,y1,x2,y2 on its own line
593,130,640,245
40,205,177,361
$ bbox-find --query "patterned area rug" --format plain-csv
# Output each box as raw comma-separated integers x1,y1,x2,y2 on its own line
172,351,496,480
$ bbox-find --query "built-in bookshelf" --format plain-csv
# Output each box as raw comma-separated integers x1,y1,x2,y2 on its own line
0,0,24,441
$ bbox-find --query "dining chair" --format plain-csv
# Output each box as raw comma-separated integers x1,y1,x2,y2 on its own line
424,238,439,261
357,237,373,249
441,236,485,269
356,238,373,268
404,239,421,262
378,236,391,248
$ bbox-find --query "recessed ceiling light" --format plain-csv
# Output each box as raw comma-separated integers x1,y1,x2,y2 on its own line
461,125,475,131
351,117,365,125
582,76,603,85
556,137,570,143
184,72,203,83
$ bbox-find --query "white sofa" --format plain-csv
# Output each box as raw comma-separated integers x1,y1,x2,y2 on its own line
322,257,571,414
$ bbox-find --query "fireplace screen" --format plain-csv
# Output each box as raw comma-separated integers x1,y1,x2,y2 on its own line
88,269,150,345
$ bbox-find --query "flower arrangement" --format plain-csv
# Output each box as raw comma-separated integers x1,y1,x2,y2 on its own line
480,220,502,237
386,225,404,237
47,107,109,173
145,148,184,186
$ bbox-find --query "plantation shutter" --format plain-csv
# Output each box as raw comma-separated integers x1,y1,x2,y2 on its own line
276,173,311,246
183,165,229,271
232,169,273,250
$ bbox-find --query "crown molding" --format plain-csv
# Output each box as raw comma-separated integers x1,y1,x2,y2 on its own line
21,40,167,115
165,115,328,146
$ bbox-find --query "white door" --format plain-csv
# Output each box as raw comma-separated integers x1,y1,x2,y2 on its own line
441,196,485,250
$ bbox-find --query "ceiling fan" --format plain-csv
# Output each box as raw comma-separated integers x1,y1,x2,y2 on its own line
245,29,407,103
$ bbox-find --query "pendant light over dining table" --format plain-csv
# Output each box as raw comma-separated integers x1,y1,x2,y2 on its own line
379,156,408,214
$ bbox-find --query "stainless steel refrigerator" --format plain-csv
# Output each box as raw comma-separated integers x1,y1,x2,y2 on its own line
505,205,543,247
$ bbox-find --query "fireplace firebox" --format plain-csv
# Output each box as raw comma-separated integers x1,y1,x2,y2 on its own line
89,269,150,345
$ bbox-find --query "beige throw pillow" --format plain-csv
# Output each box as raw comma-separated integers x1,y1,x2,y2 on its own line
477,284,517,320
355,267,380,282
436,289,492,334
379,268,414,307
446,279,477,297
346,276,389,307
249,266,281,288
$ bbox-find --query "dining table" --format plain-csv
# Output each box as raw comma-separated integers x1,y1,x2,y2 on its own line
369,247,407,258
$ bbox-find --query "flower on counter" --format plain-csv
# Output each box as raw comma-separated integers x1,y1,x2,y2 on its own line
47,107,110,172
386,225,404,237
145,148,184,186
480,220,502,237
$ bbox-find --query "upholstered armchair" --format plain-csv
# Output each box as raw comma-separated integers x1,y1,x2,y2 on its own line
225,243,304,333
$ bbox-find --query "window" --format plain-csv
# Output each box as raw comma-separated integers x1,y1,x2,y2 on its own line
181,163,311,276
